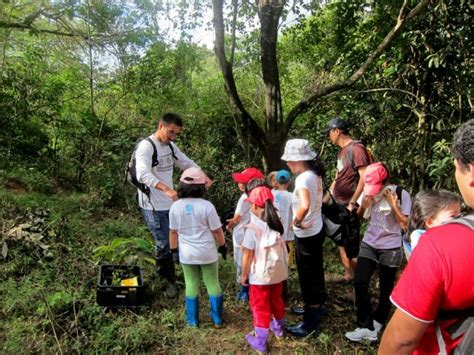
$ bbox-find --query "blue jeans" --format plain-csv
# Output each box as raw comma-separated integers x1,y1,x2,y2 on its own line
141,208,175,283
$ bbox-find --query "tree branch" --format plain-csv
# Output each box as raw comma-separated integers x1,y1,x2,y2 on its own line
0,20,82,37
284,0,432,132
348,87,423,105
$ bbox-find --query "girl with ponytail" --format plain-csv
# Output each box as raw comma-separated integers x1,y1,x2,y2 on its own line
240,186,289,353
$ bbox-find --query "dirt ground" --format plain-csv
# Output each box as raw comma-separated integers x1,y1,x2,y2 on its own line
148,246,380,354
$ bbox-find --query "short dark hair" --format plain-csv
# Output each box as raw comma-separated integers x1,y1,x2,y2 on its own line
159,113,183,127
452,119,474,171
245,178,268,195
177,182,206,198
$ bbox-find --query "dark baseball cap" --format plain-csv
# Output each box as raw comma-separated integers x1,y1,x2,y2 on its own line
324,117,349,133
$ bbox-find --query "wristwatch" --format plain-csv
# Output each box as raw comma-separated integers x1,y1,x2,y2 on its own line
293,219,302,228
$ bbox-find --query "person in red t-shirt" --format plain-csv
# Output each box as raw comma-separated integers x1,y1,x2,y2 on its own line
323,118,372,282
379,119,474,354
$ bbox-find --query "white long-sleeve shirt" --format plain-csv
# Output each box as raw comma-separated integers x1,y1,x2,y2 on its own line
135,134,198,211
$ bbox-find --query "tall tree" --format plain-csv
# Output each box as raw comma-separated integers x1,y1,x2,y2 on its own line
212,0,431,170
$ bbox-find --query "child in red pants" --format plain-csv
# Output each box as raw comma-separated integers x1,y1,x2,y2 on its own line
241,186,289,353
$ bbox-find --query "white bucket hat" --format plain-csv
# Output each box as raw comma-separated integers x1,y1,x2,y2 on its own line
281,139,317,161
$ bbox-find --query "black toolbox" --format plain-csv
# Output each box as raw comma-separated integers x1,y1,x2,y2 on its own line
96,264,145,307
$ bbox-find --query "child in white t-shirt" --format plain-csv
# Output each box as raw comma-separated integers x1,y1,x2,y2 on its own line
272,170,294,255
267,171,278,189
226,167,264,301
169,168,227,328
406,189,462,255
241,186,288,353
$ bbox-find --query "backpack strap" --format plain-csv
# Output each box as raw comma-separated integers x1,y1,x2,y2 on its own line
145,137,159,167
168,142,178,161
437,214,474,345
446,214,474,230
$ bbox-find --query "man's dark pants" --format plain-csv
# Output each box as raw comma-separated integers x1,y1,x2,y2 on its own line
141,208,176,284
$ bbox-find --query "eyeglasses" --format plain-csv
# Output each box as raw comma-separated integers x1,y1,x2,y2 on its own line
165,127,179,138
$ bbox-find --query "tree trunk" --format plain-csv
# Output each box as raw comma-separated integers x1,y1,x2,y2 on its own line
259,1,286,171
212,0,431,173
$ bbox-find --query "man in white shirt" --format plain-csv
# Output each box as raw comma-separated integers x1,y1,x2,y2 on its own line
135,113,212,297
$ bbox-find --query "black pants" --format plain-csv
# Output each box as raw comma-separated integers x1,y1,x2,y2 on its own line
354,256,398,329
295,229,326,306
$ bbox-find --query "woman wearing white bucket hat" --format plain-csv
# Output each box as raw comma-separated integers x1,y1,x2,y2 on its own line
281,139,326,337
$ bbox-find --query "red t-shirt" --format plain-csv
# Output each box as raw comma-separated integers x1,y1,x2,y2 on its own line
333,142,371,205
390,223,474,354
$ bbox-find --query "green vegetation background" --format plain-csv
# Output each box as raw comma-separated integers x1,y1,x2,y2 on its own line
0,0,470,352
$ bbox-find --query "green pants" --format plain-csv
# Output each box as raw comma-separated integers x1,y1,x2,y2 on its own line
181,262,222,298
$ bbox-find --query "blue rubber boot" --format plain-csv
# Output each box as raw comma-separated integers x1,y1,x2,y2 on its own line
236,285,249,302
185,296,199,327
209,294,224,328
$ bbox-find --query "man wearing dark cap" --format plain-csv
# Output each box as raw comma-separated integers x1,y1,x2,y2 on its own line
324,117,372,283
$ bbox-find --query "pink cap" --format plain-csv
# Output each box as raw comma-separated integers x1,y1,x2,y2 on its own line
363,162,388,196
180,167,206,185
232,167,264,184
245,186,274,208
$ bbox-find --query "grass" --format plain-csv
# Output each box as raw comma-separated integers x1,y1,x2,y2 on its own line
0,185,379,354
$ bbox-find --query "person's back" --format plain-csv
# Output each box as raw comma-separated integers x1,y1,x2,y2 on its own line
272,170,293,242
170,198,221,264
390,220,474,353
168,168,226,328
227,167,265,301
380,119,474,354
240,186,288,353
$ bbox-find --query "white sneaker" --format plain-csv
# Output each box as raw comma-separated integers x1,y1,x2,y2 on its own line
373,320,383,333
345,327,378,342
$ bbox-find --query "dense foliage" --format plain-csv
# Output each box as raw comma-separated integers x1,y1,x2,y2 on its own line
0,0,471,352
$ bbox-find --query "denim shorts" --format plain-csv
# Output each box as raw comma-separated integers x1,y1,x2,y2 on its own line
358,242,402,268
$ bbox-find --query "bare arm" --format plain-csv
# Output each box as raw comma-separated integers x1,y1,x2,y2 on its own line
169,229,178,249
226,214,241,232
240,247,254,285
357,195,374,218
384,190,409,227
212,228,225,246
293,187,310,227
323,173,337,204
379,309,429,354
155,181,178,201
348,166,367,210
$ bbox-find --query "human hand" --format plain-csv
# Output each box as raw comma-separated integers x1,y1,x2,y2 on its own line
170,248,180,264
293,219,312,230
218,244,227,260
240,275,249,286
383,189,398,208
205,176,213,188
164,187,178,201
347,202,357,212
360,195,374,210
226,218,235,232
